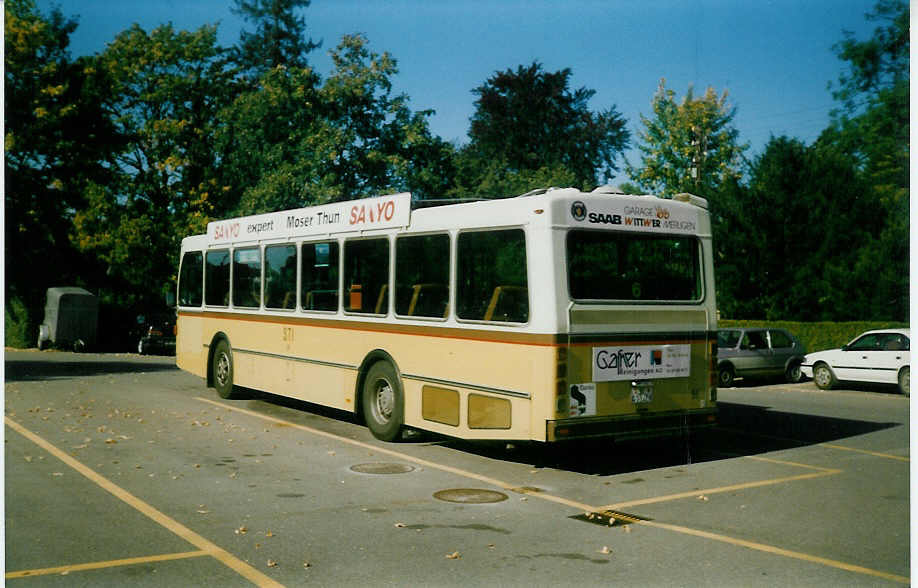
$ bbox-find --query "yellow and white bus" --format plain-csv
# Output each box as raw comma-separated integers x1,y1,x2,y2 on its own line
175,187,717,442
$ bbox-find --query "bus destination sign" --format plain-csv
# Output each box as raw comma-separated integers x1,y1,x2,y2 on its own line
207,192,412,244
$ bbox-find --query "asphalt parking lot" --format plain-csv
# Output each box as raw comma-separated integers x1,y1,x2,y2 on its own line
4,350,911,586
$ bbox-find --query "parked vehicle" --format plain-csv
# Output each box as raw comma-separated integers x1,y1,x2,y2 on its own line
800,329,910,396
134,311,176,355
717,327,806,387
37,287,98,351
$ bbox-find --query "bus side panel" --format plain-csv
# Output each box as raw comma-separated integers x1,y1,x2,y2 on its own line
176,313,206,378
187,313,555,441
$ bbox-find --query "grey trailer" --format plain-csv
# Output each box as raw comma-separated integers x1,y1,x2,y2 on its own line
37,287,98,351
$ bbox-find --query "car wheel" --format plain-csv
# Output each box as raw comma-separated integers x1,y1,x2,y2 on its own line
137,339,145,355
718,365,735,388
212,339,240,399
898,366,909,397
362,361,404,442
785,363,803,383
813,363,836,390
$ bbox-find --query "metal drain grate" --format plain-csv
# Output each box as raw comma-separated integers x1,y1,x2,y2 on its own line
570,509,651,527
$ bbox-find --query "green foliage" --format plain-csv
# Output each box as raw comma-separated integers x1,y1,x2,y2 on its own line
231,0,319,76
228,34,452,213
712,136,885,321
5,295,35,348
628,79,748,197
5,0,116,339
461,62,629,191
719,319,909,354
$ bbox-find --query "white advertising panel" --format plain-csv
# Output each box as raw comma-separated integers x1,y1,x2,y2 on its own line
591,344,691,382
568,198,698,234
207,192,411,244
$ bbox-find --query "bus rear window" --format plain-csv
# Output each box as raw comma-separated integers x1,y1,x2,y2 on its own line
567,230,701,301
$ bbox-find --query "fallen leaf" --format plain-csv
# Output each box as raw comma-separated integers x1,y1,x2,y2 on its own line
697,495,709,501
445,551,461,560
267,559,277,567
622,526,632,534
265,531,274,537
598,546,612,555
303,561,311,569
235,526,248,535
394,522,406,528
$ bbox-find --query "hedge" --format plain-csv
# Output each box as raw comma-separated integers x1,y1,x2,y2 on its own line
718,320,910,354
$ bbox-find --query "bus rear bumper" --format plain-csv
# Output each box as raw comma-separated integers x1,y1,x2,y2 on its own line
546,408,717,442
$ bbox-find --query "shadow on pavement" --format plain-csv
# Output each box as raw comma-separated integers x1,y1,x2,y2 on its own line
4,353,178,382
434,401,900,476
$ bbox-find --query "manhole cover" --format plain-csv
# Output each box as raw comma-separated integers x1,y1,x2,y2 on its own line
433,488,508,504
350,463,415,475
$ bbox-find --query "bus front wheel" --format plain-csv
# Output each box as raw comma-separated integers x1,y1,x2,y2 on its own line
362,361,404,442
212,340,240,399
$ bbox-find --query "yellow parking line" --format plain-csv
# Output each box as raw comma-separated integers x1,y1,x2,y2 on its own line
638,519,910,585
6,550,208,579
820,443,910,462
199,397,908,584
5,417,284,588
603,468,840,511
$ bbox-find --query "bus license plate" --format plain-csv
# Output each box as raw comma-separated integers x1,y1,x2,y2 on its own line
631,381,654,404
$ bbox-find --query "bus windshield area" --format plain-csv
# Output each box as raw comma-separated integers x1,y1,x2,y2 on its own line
567,230,701,302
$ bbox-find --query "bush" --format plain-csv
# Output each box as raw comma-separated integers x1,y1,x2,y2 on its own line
719,319,910,353
5,295,37,348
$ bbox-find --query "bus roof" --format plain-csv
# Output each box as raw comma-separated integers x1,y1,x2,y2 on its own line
186,187,710,249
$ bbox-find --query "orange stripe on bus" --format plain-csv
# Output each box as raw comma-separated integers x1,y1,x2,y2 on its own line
177,310,711,348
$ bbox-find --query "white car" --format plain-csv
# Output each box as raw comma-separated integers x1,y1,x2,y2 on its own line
800,329,910,396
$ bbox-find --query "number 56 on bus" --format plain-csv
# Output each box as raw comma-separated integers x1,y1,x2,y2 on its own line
175,186,717,443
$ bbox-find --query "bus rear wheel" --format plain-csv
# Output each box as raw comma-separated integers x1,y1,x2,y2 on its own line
212,340,240,399
362,361,404,442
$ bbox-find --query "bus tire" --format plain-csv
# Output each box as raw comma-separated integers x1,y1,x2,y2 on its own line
362,361,404,442
212,339,239,399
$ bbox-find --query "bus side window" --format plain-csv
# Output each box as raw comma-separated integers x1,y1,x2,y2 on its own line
301,241,339,311
233,247,261,308
344,238,389,314
205,249,230,306
264,244,297,310
178,251,203,307
395,234,449,318
457,229,528,323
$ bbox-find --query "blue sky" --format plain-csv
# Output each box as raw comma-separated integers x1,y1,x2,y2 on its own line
39,0,878,184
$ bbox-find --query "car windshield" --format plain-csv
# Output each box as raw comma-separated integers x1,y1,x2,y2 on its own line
718,330,741,348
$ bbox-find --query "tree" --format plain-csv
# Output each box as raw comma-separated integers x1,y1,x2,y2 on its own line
231,0,320,77
227,34,454,214
4,0,117,345
820,0,908,320
628,79,747,197
462,62,629,192
712,137,874,320
73,23,234,312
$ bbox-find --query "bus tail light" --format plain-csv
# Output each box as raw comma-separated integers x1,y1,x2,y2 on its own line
709,341,718,401
556,347,569,417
